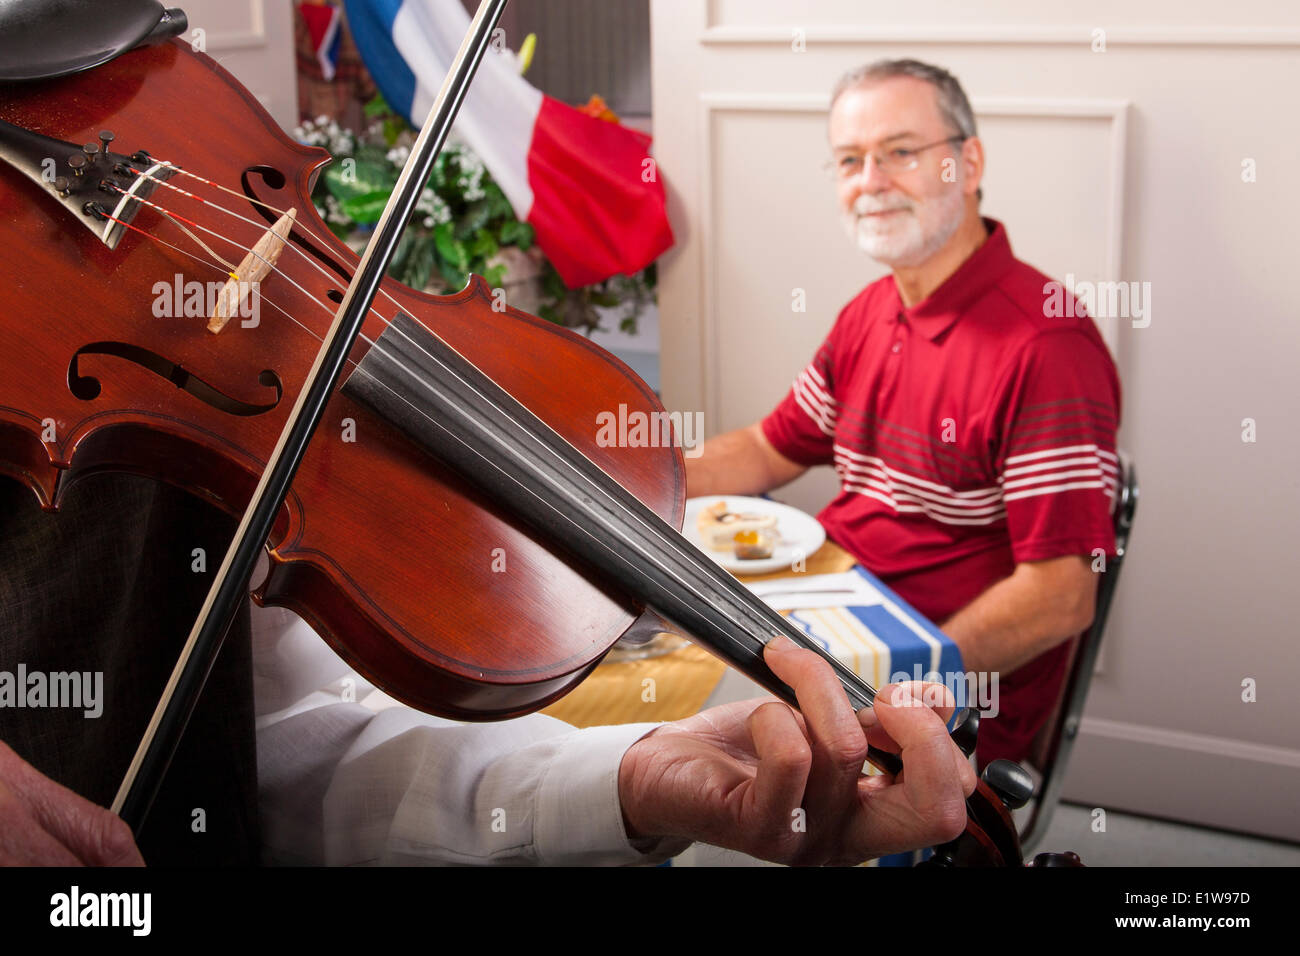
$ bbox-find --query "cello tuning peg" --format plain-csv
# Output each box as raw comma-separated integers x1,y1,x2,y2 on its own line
68,153,87,176
949,707,980,758
83,142,100,163
981,759,1036,811
53,176,70,195
99,130,115,154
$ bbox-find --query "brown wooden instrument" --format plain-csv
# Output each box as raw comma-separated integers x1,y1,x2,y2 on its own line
0,38,1033,865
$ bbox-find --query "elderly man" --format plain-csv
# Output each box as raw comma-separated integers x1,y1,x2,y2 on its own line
687,59,1122,769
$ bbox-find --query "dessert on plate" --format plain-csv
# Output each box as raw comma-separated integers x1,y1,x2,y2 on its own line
697,500,779,552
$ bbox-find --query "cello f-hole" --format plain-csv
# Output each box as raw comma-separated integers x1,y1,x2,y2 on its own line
67,342,283,416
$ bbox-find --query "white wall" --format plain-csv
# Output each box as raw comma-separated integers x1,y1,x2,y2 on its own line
651,0,1300,842
178,0,296,130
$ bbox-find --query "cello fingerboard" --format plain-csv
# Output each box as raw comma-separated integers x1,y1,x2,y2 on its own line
344,314,894,750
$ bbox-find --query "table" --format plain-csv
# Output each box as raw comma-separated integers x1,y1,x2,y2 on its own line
540,540,860,728
540,539,962,867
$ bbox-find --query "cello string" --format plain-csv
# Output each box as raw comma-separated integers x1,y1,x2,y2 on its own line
104,183,348,324
122,162,410,317
100,210,371,363
102,182,484,426
97,206,793,677
112,168,441,359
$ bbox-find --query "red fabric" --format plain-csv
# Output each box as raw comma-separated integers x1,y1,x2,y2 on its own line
525,94,675,288
761,219,1121,767
297,3,341,80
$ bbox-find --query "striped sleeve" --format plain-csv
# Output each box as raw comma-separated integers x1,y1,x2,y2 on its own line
992,331,1122,563
761,341,838,466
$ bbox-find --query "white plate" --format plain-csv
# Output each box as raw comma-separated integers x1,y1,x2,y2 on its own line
683,496,826,575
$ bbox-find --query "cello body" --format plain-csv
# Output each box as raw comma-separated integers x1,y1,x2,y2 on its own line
0,39,684,719
0,39,1040,866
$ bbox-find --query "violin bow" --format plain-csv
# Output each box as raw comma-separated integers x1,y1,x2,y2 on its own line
112,0,512,831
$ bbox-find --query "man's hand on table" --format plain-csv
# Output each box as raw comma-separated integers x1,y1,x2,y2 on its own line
617,636,976,865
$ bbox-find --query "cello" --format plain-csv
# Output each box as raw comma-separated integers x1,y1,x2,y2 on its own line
0,1,1059,866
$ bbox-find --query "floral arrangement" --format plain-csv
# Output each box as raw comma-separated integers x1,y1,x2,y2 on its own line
292,95,655,335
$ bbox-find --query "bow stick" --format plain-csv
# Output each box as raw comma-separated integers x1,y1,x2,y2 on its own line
113,0,512,830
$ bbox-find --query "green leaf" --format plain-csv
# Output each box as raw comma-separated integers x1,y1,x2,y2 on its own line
455,198,494,239
363,93,393,118
483,182,514,220
387,231,415,279
405,235,437,291
483,264,507,288
537,305,561,325
498,220,534,250
469,227,498,260
434,221,469,271
339,190,393,225
437,257,468,291
542,268,569,301
324,158,396,202
383,118,406,147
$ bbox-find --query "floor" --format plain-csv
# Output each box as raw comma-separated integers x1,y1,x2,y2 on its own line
675,801,1300,867
1026,801,1300,867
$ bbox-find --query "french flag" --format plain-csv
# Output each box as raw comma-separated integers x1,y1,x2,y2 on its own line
342,0,675,288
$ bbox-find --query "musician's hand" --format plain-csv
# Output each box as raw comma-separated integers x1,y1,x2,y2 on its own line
617,636,976,865
0,741,144,866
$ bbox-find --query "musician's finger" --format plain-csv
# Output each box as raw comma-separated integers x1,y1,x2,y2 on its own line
763,636,867,855
860,681,959,755
0,741,143,866
745,700,811,843
0,824,87,866
852,684,974,853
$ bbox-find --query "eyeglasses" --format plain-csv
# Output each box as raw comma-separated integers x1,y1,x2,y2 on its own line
824,135,966,181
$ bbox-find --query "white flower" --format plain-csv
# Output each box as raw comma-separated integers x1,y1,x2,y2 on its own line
414,187,451,226
323,194,351,225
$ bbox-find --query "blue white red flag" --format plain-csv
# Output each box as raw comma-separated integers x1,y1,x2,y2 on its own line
342,0,674,287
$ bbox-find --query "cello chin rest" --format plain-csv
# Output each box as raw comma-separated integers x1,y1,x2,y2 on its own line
0,0,187,82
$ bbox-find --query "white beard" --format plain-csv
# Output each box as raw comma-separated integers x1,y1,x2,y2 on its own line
842,186,966,268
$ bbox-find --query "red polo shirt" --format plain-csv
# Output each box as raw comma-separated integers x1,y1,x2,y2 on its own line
761,219,1121,767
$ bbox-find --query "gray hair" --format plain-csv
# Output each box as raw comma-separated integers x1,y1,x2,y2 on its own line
830,58,977,139
830,59,981,200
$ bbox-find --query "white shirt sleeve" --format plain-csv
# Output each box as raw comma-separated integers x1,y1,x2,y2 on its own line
251,603,692,866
